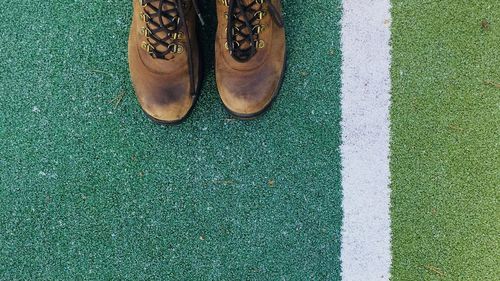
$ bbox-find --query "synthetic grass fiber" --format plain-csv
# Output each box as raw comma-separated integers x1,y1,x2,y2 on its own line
390,1,500,280
0,0,343,279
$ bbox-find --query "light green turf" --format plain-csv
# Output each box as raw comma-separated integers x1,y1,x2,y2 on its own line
390,1,499,280
0,0,343,279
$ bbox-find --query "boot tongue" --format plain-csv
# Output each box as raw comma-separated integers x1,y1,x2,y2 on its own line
144,0,183,54
148,1,179,31
232,0,262,51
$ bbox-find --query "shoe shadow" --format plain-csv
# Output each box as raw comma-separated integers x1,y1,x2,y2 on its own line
198,0,217,89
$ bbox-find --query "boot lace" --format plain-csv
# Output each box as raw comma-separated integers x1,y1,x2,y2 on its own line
139,0,203,60
220,0,283,62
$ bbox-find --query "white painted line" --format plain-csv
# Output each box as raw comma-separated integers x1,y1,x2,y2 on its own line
340,0,392,280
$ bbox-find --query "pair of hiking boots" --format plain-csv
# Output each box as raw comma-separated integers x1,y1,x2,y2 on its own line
128,0,286,124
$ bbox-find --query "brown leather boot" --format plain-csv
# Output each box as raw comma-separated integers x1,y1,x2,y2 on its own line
128,0,203,124
215,0,286,118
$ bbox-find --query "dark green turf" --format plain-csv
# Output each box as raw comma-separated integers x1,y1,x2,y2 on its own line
0,0,342,279
390,1,500,280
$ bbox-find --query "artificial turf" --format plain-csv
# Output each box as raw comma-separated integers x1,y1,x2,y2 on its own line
0,0,343,279
390,1,500,280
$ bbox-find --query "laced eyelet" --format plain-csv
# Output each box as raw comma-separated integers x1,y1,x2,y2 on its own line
252,24,265,34
140,27,151,37
254,11,266,20
139,12,150,22
171,32,184,40
141,41,154,54
169,44,184,54
173,16,181,26
225,41,240,50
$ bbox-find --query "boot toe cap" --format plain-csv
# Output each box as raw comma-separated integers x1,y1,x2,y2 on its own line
137,84,195,124
217,67,282,117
